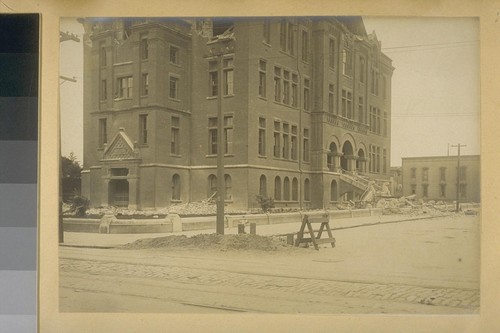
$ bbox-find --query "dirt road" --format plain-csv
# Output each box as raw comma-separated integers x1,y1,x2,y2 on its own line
59,214,479,314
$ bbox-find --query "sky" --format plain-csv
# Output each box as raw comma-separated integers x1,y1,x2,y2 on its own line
60,17,480,167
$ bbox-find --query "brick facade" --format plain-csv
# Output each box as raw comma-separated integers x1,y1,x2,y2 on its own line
81,17,394,210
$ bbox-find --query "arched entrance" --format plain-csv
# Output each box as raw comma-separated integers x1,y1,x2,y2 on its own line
341,141,354,172
109,179,129,207
327,142,338,171
356,148,366,173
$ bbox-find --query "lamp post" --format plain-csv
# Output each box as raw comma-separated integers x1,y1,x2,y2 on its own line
207,36,234,235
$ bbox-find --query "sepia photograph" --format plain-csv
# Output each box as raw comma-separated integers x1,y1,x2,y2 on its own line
58,15,480,315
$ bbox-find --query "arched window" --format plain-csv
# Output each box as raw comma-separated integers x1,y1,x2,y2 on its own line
304,178,311,201
330,180,338,202
259,175,267,196
274,176,281,200
284,177,290,201
172,174,181,200
292,177,298,201
224,174,232,201
208,174,217,198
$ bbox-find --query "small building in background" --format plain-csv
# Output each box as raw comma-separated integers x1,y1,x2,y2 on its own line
401,155,480,203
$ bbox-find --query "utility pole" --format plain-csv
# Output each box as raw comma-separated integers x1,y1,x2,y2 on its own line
451,144,466,212
207,35,234,235
59,30,80,243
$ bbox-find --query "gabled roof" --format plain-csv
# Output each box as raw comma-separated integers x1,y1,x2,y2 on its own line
102,128,140,161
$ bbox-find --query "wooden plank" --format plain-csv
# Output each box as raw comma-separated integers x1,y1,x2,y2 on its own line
314,238,336,245
306,216,329,223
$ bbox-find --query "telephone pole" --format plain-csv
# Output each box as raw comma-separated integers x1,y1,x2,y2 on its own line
206,35,234,235
451,144,466,212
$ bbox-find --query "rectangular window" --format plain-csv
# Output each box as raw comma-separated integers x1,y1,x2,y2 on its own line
280,20,287,51
291,74,298,107
116,76,133,99
139,114,148,145
342,40,352,77
169,76,179,99
208,117,218,154
171,116,180,155
383,112,388,137
141,73,149,96
422,184,428,198
459,166,467,181
140,35,148,60
422,168,429,182
100,79,107,101
383,76,387,100
328,84,334,113
440,184,446,197
223,58,234,95
383,149,387,173
377,109,381,135
283,70,290,104
274,67,282,102
170,46,179,64
273,121,281,158
411,167,416,179
259,60,266,98
99,42,106,67
303,78,310,110
301,30,309,62
224,115,233,154
411,184,416,195
279,19,295,55
359,56,365,83
440,167,446,182
376,147,381,173
263,19,271,44
291,125,298,160
208,60,218,97
460,184,467,198
282,123,289,159
358,97,364,123
329,38,335,68
303,128,310,162
341,89,352,118
98,118,107,147
258,117,266,156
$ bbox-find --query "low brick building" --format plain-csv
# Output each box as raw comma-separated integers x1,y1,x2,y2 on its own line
80,17,394,210
401,155,480,203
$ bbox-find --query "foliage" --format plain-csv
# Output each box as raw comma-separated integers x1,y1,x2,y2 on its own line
68,190,90,217
255,195,275,213
61,153,82,179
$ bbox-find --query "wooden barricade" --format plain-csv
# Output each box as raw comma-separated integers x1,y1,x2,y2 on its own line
295,212,335,250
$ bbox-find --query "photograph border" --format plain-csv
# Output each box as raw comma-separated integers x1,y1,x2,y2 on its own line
31,0,500,332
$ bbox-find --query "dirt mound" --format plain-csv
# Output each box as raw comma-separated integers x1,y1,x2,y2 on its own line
120,233,292,252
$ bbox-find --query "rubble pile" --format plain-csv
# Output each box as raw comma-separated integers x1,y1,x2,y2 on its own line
376,196,456,216
84,200,248,218
120,233,292,252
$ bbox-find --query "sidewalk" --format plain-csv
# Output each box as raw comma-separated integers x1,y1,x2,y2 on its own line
60,213,448,248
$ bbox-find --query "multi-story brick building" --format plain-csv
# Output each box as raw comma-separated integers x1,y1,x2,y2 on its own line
401,155,480,203
80,17,394,210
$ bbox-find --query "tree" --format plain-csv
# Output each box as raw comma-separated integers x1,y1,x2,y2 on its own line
61,153,82,202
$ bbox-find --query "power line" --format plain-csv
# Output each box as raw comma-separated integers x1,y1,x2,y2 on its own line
382,40,478,50
392,113,479,117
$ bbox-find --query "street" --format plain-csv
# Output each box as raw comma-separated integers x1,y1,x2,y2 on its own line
59,214,479,314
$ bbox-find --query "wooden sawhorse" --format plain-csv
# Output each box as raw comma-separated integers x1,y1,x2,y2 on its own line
295,212,335,250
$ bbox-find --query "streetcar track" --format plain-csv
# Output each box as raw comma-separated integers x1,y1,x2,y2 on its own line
59,255,479,292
